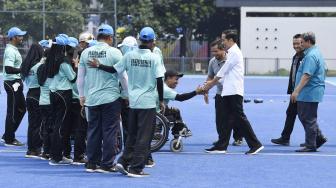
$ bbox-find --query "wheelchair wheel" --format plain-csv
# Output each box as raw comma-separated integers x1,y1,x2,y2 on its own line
170,139,183,152
150,113,169,152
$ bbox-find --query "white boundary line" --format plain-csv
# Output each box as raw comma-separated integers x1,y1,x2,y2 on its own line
155,151,336,157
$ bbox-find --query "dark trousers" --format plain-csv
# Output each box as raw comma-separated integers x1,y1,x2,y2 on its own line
297,101,325,149
86,99,121,168
63,99,88,159
3,80,26,143
121,99,129,147
50,90,72,161
118,108,156,173
215,94,243,141
280,100,298,140
26,88,42,152
40,105,53,154
164,106,188,136
216,95,262,150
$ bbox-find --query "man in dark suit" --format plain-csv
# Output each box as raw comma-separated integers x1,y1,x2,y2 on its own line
271,34,304,146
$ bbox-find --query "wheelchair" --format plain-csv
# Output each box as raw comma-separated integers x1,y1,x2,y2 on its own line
150,112,190,152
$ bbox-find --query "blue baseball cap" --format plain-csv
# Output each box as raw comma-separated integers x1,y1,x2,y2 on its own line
88,40,98,47
54,34,69,46
38,39,51,48
97,24,114,36
7,27,27,38
68,37,79,48
139,27,155,41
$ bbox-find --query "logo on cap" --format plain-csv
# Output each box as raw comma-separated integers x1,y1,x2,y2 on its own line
98,24,114,36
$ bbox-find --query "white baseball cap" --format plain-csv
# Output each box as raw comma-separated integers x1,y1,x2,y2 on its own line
79,32,94,42
117,36,138,48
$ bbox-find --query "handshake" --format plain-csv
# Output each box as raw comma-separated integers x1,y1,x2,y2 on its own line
195,80,216,104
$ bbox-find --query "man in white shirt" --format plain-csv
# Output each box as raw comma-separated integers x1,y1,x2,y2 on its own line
203,30,263,155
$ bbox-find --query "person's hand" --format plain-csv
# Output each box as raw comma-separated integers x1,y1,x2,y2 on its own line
72,58,79,68
195,85,205,95
204,93,209,104
123,98,129,107
290,90,299,103
203,80,214,92
80,96,86,107
88,58,100,68
159,101,166,114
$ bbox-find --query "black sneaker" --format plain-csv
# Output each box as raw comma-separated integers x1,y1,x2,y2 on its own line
73,158,88,165
300,143,306,147
85,163,98,173
40,153,50,160
5,139,24,146
115,163,129,175
245,145,264,155
271,137,289,146
145,158,155,168
295,147,317,152
205,146,226,154
127,169,149,178
316,137,327,149
25,151,41,159
232,139,243,146
182,129,192,137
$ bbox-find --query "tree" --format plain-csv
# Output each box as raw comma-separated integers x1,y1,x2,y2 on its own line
154,0,215,57
0,0,85,41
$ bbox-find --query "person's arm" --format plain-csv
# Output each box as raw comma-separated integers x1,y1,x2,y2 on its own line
77,65,86,106
118,71,128,97
290,74,310,103
5,66,21,74
157,77,164,102
87,58,117,73
175,86,203,101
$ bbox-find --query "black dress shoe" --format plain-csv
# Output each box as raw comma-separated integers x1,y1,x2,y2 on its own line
316,137,327,149
271,137,289,146
295,147,317,152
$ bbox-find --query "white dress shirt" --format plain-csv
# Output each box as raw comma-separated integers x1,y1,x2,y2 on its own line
216,43,244,97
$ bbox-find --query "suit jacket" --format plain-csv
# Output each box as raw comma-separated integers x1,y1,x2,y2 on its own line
287,53,304,94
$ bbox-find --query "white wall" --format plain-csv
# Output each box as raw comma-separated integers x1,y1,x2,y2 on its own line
240,7,336,73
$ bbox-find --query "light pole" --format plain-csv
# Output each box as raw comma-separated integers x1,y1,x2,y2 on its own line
113,0,117,46
42,0,45,39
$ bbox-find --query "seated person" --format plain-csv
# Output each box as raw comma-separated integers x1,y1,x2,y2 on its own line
163,70,203,138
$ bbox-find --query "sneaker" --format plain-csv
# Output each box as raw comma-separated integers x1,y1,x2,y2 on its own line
205,146,226,154
40,153,50,160
145,158,155,168
295,147,317,152
245,145,264,155
182,129,192,137
127,169,149,178
316,137,327,149
232,139,243,146
299,143,306,147
85,163,98,173
4,139,24,146
49,157,73,165
96,165,117,173
271,137,289,146
212,140,218,146
115,163,129,175
25,151,41,159
73,158,88,165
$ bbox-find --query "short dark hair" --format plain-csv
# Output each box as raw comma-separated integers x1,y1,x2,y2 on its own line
293,34,302,39
97,33,112,40
210,39,225,50
302,32,316,45
140,39,154,44
223,29,238,43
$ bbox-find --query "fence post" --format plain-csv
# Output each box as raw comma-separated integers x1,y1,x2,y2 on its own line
275,58,279,76
244,57,248,75
180,56,185,73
